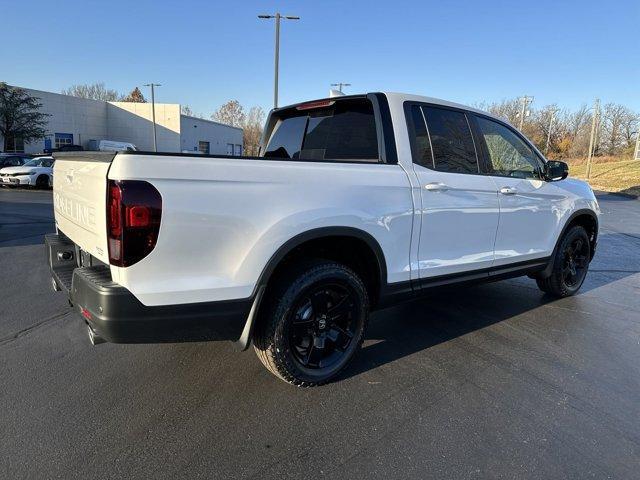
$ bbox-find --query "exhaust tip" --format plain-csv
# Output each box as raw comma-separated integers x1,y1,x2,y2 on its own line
87,324,106,346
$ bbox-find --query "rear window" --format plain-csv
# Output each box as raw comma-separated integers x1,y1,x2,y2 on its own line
263,98,379,162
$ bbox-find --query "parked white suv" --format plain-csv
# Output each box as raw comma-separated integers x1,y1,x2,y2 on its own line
45,93,599,386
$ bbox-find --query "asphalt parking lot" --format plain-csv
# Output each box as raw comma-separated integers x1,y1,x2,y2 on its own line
1,187,639,480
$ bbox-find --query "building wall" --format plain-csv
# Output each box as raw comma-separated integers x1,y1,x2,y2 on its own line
10,88,108,154
179,116,243,155
107,102,181,152
1,85,244,155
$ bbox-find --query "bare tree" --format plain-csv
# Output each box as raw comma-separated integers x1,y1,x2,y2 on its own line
62,82,121,101
181,105,193,116
121,87,147,103
212,100,245,127
242,106,265,156
0,83,49,151
601,103,631,155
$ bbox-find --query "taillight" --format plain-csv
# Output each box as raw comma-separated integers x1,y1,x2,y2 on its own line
106,180,162,267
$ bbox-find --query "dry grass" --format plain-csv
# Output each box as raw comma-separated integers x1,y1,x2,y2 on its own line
567,159,640,197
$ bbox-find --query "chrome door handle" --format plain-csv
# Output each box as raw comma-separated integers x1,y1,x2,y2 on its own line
500,186,517,195
425,182,449,192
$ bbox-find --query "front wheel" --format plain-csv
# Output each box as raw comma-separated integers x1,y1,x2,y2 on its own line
536,225,591,297
253,261,369,387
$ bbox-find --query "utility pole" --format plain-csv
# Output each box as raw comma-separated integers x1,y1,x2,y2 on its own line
633,127,640,161
518,95,534,131
258,13,300,108
330,82,351,93
545,108,559,155
586,98,600,180
144,83,161,152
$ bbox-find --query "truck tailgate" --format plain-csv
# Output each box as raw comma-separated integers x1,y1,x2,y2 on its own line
52,152,115,264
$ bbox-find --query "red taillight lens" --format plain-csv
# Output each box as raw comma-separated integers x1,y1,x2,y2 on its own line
107,180,162,267
296,99,335,111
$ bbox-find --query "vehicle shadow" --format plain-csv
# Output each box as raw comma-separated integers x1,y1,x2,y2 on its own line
341,233,638,381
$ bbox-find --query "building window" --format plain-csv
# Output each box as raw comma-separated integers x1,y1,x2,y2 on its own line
198,141,210,155
55,133,74,149
235,144,242,156
4,136,25,152
227,143,234,156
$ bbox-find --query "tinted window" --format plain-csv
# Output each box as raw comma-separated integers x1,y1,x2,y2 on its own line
422,107,478,174
409,105,433,168
264,114,307,159
475,116,541,179
264,99,379,161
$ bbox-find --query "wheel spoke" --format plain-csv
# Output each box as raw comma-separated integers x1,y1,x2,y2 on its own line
327,325,353,351
305,335,325,366
327,294,352,321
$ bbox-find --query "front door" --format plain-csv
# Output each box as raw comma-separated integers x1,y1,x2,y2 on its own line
471,114,561,265
408,104,500,280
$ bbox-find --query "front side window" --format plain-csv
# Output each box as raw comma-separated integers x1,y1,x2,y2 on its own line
263,98,379,162
475,116,541,179
421,106,478,174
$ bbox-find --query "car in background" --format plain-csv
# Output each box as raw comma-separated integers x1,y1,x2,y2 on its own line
94,140,138,152
0,156,54,188
0,153,32,169
44,144,84,154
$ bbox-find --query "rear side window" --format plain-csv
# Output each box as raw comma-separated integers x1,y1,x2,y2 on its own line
409,105,433,168
421,106,478,174
263,98,379,162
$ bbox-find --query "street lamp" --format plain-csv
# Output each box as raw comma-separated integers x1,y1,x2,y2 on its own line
258,13,300,108
331,82,351,93
143,83,161,152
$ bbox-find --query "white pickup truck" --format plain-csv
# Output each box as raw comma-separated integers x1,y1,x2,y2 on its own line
46,92,599,386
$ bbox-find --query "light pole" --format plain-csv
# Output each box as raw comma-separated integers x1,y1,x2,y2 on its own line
331,82,351,93
144,83,161,152
517,95,534,131
586,98,600,180
258,13,300,108
545,108,559,155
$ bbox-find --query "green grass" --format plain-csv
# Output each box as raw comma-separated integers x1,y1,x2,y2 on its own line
568,159,640,197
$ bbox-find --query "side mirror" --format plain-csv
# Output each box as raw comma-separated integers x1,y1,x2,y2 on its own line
544,160,569,182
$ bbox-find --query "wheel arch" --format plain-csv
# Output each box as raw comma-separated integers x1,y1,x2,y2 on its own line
235,227,388,351
539,208,599,278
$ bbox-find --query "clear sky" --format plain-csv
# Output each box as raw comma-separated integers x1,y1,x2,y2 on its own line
2,0,638,116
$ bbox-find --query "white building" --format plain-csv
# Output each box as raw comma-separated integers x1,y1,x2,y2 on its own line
1,86,243,155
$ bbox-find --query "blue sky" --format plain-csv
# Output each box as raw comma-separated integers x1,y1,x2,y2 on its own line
3,0,639,116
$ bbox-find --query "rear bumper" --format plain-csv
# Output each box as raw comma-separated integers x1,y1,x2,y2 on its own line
45,233,251,343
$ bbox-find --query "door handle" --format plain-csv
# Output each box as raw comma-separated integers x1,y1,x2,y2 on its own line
499,186,517,195
425,182,449,192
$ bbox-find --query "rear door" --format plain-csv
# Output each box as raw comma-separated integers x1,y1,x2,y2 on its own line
52,152,114,263
407,104,500,280
470,114,561,265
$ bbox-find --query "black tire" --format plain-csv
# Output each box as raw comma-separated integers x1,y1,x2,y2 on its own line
36,175,49,189
536,225,591,297
253,260,369,387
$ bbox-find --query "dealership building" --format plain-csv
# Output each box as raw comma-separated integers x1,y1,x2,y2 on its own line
2,86,243,155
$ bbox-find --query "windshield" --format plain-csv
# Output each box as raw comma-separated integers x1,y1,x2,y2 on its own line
24,157,54,167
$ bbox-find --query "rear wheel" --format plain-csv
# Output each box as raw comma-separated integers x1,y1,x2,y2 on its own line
253,260,369,387
536,225,591,297
36,175,49,189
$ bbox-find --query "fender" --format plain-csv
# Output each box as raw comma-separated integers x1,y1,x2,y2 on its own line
539,208,599,278
234,226,388,351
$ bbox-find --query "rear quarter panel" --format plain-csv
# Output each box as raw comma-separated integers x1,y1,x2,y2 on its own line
108,155,414,306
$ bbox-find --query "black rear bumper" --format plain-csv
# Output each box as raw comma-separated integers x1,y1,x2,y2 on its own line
45,233,251,343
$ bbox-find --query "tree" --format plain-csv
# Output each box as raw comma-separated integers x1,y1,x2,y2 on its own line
0,83,49,152
121,87,147,103
181,105,193,116
62,82,121,101
212,100,245,127
242,106,265,156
